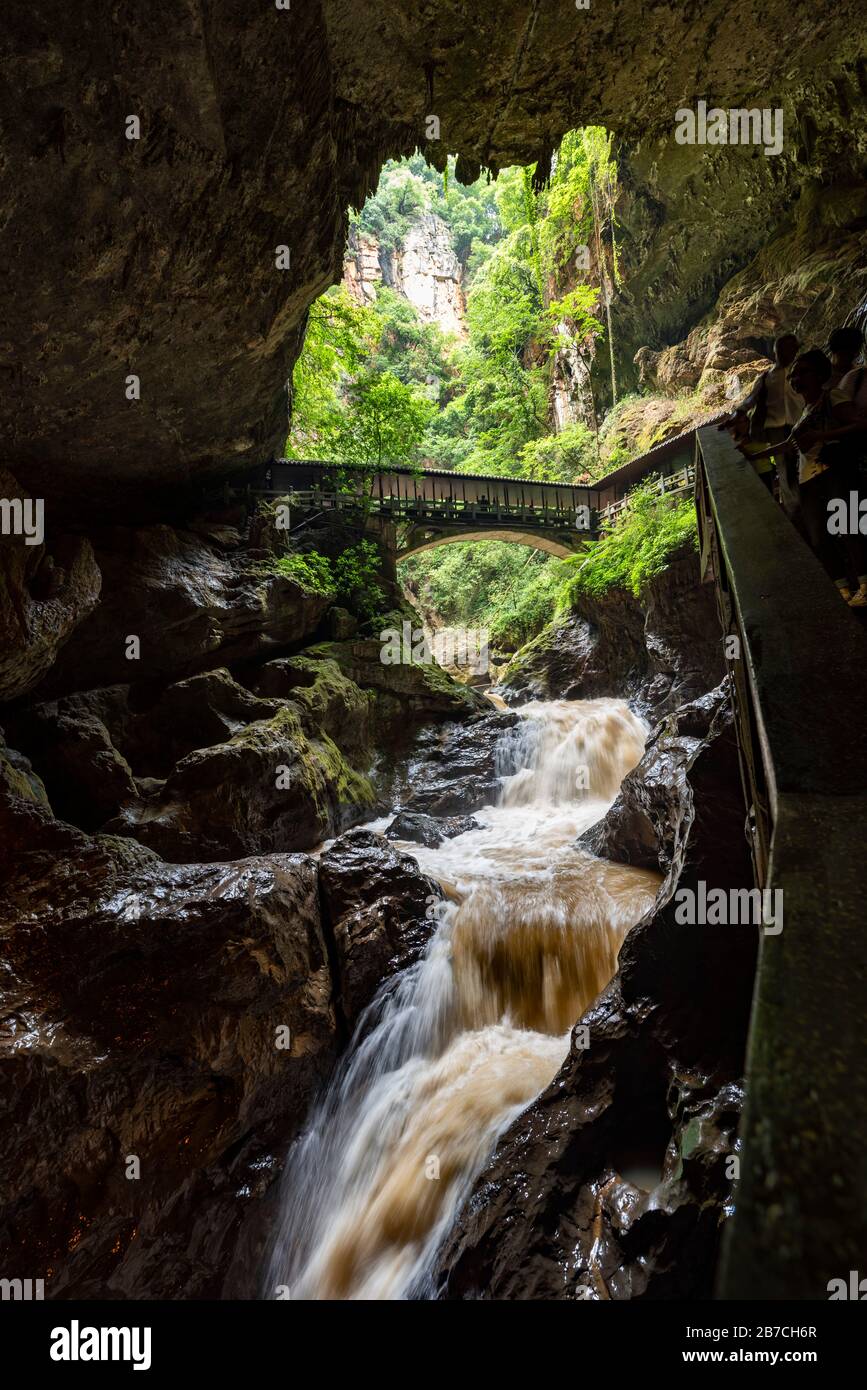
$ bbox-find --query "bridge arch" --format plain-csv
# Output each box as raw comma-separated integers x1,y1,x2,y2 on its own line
397,528,581,560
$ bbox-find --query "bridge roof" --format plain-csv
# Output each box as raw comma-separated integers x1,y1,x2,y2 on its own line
275,458,597,493
276,414,724,498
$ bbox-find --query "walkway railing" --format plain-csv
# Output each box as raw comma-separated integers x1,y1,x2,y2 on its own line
239,487,596,535
598,462,695,527
695,425,867,1300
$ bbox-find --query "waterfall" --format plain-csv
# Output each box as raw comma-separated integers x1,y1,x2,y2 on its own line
265,698,660,1301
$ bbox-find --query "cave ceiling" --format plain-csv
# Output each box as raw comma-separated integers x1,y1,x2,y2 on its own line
1,0,865,508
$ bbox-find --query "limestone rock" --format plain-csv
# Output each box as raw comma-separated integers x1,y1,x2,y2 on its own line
319,829,442,1031
0,470,101,702
36,525,330,698
104,706,374,861
0,834,338,1299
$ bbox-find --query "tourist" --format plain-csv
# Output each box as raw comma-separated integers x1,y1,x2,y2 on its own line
724,409,776,492
719,332,802,518
774,349,867,604
839,333,867,412
827,325,864,389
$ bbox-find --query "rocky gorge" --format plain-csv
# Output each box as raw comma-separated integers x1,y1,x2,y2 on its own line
2,0,865,1312
0,485,754,1299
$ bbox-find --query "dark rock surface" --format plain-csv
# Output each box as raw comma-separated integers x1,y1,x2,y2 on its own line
435,679,757,1299
391,710,519,816
579,682,745,878
385,810,479,848
33,524,330,698
499,547,724,723
2,6,863,504
319,829,442,1032
104,706,374,862
0,471,101,701
0,822,338,1299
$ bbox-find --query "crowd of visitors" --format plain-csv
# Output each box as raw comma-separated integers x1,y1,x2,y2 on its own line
720,325,867,607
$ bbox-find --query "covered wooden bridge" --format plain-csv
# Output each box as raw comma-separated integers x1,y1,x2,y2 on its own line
255,460,599,557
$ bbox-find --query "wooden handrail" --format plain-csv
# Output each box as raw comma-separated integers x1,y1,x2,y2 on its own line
695,425,867,1300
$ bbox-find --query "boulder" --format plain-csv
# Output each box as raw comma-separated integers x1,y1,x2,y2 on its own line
391,711,519,816
34,524,330,698
385,810,480,848
105,706,375,862
319,829,442,1031
22,710,137,831
250,655,375,753
0,833,338,1299
0,469,101,702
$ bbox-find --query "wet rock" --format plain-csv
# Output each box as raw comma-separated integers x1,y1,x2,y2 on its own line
319,829,443,1031
499,547,723,723
310,638,488,730
394,711,518,816
250,655,374,753
498,598,646,706
34,524,330,698
105,706,375,862
579,683,740,876
0,834,338,1299
385,810,480,848
0,470,101,702
26,710,137,831
435,678,757,1300
124,669,282,778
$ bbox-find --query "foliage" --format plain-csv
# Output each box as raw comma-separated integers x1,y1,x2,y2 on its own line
273,550,336,596
331,540,387,621
274,541,387,622
401,542,565,651
519,421,598,482
558,480,698,602
351,155,503,267
287,287,378,458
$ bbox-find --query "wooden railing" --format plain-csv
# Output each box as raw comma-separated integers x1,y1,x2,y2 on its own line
695,425,867,1300
598,463,696,527
241,487,596,535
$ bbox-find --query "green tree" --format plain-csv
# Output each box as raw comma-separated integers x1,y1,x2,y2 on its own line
336,370,435,469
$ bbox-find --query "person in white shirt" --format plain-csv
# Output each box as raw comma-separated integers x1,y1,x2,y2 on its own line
719,333,803,520
840,361,867,413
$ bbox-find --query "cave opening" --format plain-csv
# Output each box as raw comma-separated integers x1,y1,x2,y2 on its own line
2,0,867,1331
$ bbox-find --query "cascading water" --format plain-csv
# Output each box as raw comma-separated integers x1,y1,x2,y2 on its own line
265,698,661,1300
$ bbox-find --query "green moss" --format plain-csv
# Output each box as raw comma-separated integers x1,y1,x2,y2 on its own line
0,749,50,808
308,733,376,814
558,479,698,602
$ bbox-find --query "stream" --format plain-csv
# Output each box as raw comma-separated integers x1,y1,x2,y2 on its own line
266,697,661,1299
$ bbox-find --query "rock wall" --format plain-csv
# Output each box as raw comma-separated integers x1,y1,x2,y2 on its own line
499,545,724,724
345,213,467,339
2,2,864,508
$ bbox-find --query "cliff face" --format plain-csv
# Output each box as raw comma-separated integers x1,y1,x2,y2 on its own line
2,1,864,509
499,546,724,726
344,212,467,338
